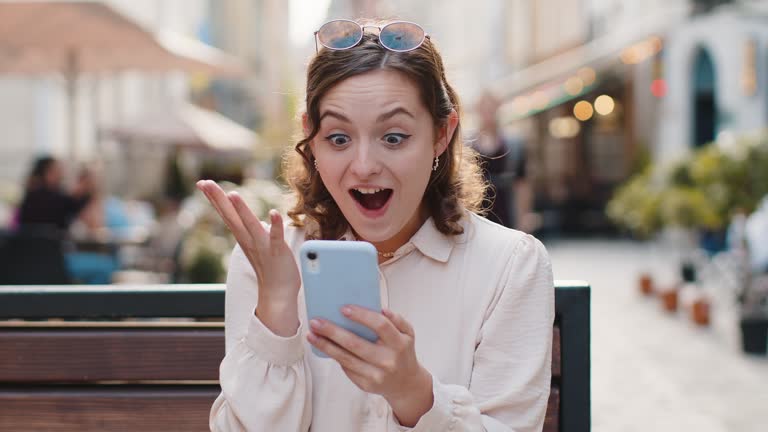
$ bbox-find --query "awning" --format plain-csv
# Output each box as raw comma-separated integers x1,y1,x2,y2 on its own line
101,103,258,154
491,6,689,122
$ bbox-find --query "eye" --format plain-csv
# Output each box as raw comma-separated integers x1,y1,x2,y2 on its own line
325,133,351,147
382,133,411,147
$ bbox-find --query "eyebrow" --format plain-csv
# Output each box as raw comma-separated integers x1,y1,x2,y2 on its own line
319,110,351,124
318,107,415,125
376,107,415,122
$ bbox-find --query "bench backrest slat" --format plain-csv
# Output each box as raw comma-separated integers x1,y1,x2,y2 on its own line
0,387,217,432
0,329,223,382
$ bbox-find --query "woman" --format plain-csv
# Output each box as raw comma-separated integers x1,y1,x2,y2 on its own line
17,156,93,231
17,157,117,284
199,19,554,431
470,90,532,230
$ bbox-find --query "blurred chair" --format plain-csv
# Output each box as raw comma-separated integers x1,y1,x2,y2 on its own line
0,227,72,285
111,206,188,284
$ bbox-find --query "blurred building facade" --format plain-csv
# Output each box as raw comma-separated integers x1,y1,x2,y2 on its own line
489,0,768,235
197,0,294,156
490,0,691,234
656,1,768,162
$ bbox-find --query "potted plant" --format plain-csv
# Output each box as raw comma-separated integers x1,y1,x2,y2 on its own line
608,132,768,335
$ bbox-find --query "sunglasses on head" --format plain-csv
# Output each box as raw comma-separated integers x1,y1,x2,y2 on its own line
314,19,428,54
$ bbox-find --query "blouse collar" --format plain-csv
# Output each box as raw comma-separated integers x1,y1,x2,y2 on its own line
335,216,456,263
302,212,462,263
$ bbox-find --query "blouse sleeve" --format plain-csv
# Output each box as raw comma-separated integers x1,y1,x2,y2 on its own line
209,244,313,432
399,235,555,432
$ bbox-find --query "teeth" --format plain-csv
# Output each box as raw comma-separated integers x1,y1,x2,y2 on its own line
354,187,383,194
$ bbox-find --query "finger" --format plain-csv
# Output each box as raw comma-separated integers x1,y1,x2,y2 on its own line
309,318,381,363
198,183,238,233
197,181,249,240
382,308,415,337
343,305,402,345
307,332,377,377
228,191,269,244
268,210,285,254
197,181,227,220
197,181,237,227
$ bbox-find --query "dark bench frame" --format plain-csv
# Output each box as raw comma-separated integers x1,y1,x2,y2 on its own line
554,281,591,432
0,282,590,431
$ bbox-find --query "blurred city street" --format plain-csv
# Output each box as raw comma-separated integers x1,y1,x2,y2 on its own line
548,239,768,432
2,0,768,430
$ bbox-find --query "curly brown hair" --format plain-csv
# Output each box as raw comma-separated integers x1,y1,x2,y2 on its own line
284,27,487,240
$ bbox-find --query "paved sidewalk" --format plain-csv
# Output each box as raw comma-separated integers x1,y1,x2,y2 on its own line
546,239,768,432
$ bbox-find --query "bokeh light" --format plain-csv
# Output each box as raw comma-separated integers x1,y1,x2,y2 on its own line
594,95,615,115
573,100,594,121
577,67,596,86
564,76,584,96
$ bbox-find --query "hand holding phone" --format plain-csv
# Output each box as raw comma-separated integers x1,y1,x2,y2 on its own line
299,240,381,357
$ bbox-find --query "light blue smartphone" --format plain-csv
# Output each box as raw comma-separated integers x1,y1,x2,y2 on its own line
299,240,381,358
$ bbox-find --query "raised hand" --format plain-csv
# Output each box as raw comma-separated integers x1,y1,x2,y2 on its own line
196,180,301,336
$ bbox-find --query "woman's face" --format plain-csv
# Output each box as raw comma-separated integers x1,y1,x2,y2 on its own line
44,161,63,188
309,69,456,245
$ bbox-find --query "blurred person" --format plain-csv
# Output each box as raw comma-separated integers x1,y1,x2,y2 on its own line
17,156,94,231
17,156,117,284
199,19,553,431
471,90,535,232
70,167,107,238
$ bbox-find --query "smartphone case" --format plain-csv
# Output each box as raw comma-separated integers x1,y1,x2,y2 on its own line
299,240,381,358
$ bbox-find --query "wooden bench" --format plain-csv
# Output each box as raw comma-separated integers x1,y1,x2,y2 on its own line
0,282,590,431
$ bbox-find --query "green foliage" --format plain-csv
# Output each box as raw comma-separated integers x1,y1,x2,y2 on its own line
607,132,768,236
186,246,225,283
658,186,720,229
165,151,191,201
606,169,662,238
628,145,652,176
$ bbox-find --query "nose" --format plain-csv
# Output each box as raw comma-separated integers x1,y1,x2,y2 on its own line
349,141,381,179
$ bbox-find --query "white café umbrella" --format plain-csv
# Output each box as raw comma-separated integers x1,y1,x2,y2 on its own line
0,1,246,159
101,102,258,154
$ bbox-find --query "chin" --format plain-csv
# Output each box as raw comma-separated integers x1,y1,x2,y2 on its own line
347,217,400,243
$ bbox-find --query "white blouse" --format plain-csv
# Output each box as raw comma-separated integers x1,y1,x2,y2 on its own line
210,211,554,431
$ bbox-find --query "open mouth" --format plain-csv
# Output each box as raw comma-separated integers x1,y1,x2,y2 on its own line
349,187,393,211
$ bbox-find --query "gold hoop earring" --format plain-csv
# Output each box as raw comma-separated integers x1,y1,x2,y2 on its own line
432,156,439,171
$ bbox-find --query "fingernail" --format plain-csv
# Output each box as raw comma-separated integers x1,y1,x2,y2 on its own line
310,319,322,329
341,306,353,316
307,332,317,343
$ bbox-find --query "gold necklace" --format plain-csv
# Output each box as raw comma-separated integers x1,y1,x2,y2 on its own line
378,250,396,258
